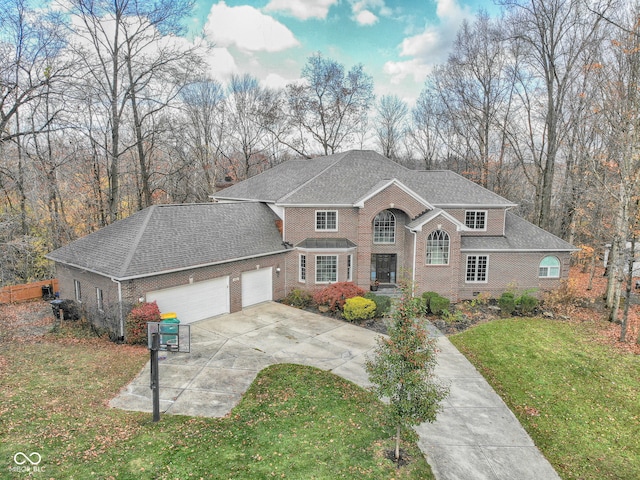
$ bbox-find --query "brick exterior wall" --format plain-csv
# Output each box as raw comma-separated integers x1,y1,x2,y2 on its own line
56,253,288,338
447,208,505,236
56,180,573,339
457,251,571,299
413,216,463,300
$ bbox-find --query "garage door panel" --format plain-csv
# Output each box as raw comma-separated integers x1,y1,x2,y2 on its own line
242,268,272,307
147,277,229,324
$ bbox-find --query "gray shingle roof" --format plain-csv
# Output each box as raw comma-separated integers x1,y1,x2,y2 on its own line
460,211,578,252
47,202,287,279
215,150,516,208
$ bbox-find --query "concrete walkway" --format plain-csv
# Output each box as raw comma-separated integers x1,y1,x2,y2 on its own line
110,302,559,480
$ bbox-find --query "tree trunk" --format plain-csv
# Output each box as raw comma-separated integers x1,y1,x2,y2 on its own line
395,424,401,462
126,52,152,209
620,236,635,341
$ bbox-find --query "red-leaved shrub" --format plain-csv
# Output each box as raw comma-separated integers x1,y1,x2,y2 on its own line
125,301,161,345
312,282,367,312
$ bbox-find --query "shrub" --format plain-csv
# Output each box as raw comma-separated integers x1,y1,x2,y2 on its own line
498,292,516,317
312,282,366,312
421,291,439,313
516,293,539,315
343,296,377,322
364,292,391,317
429,295,450,316
125,301,161,345
542,278,579,311
282,288,313,309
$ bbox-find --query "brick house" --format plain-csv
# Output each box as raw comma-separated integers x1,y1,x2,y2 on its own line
47,150,576,339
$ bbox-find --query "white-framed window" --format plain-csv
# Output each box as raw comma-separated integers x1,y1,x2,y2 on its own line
96,288,104,312
316,210,338,231
465,210,487,230
316,255,337,283
373,210,396,243
347,254,353,281
74,279,82,301
299,254,306,282
466,255,488,283
426,230,450,265
539,256,560,278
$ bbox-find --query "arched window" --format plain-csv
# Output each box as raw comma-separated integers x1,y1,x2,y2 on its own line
539,256,560,278
373,210,395,243
426,230,450,265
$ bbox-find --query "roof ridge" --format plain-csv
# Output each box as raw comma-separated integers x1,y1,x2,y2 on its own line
119,206,157,278
277,151,349,203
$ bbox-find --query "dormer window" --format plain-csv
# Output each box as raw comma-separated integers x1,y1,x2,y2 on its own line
373,210,396,244
316,210,337,231
465,210,486,230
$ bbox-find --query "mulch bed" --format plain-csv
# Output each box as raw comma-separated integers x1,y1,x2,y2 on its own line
3,265,639,355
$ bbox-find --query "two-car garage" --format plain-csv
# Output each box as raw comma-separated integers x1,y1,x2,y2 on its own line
146,267,273,324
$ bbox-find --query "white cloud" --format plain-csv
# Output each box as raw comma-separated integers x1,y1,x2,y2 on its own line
205,2,299,53
205,47,238,80
354,10,378,26
383,58,432,84
265,0,338,20
263,72,294,90
385,0,473,85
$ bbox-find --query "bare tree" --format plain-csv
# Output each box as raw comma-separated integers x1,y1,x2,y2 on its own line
409,86,445,170
178,77,225,199
284,52,374,156
374,94,408,160
589,4,640,322
502,0,610,230
224,74,271,179
64,0,197,223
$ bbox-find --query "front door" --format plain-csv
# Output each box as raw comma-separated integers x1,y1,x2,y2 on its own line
372,254,397,284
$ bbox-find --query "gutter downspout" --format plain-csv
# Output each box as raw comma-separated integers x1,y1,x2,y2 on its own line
112,278,124,341
412,230,417,292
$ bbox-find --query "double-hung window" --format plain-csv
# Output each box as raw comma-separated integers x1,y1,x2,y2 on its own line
316,210,337,231
465,211,486,230
316,255,337,283
466,255,488,282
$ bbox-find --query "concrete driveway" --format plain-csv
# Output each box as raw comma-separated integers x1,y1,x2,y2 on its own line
110,302,559,480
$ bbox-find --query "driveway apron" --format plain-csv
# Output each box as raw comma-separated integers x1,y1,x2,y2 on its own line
110,302,559,480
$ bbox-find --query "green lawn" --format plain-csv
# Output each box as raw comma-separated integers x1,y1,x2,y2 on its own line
0,334,433,479
450,317,640,480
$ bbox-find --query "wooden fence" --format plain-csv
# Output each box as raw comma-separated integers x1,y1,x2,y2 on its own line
0,279,59,304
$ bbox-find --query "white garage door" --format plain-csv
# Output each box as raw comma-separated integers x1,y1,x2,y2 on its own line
146,277,229,324
242,268,272,307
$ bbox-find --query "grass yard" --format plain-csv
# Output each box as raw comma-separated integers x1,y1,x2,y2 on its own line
0,317,433,479
450,317,640,480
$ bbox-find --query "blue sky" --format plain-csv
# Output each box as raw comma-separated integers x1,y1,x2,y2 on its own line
190,0,500,104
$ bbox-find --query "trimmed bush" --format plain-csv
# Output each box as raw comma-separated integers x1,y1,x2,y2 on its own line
282,288,313,309
125,301,161,345
343,296,377,322
517,293,539,315
312,282,366,312
421,291,439,313
429,295,451,316
364,292,391,317
498,292,516,317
